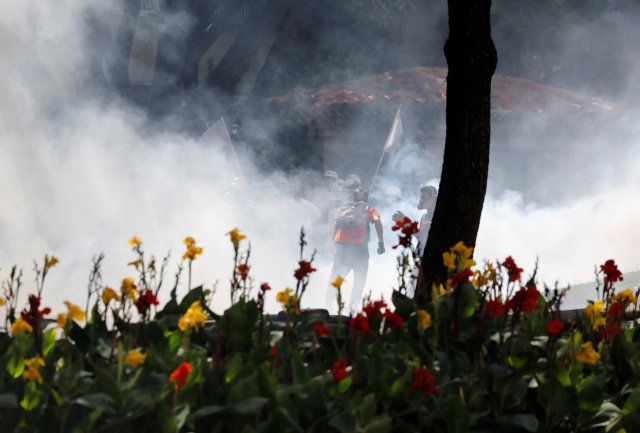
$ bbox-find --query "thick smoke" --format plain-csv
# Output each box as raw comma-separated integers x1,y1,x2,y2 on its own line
1,0,639,318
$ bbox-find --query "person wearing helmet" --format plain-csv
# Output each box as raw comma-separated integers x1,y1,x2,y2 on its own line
326,187,385,312
392,184,438,255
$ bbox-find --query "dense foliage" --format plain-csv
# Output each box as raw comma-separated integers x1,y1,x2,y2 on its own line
1,224,639,433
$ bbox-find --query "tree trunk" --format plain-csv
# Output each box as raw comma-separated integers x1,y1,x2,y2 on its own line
416,0,497,301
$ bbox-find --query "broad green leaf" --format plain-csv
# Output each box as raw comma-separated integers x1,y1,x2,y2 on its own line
496,414,539,432
231,397,269,415
362,414,392,433
174,404,190,429
460,282,479,318
225,353,243,384
338,376,352,394
42,327,57,357
73,393,116,414
389,377,405,397
358,393,377,426
329,412,356,433
291,351,309,385
187,405,226,421
20,384,40,412
555,365,571,387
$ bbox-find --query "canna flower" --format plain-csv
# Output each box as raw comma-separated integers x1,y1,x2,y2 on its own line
124,349,147,367
182,237,203,261
313,321,330,337
57,313,68,328
486,299,506,317
592,316,606,331
449,268,474,286
383,310,404,328
442,252,456,271
613,289,637,305
417,309,432,331
434,284,448,296
576,341,600,365
349,314,371,334
331,276,344,289
451,241,473,259
584,300,605,320
64,301,86,323
226,228,246,248
26,357,45,370
331,359,349,383
178,300,207,331
128,236,142,247
410,366,439,394
236,263,250,281
501,256,523,282
121,277,137,297
269,345,277,359
135,289,159,315
293,260,316,280
44,255,59,269
102,287,120,306
169,362,192,393
607,302,625,320
600,259,623,284
363,300,387,316
546,317,563,335
276,288,293,305
11,316,33,336
183,236,195,247
23,357,45,384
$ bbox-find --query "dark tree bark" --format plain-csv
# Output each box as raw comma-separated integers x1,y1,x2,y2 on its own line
416,0,497,301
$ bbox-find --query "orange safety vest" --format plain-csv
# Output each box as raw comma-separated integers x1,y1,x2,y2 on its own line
334,207,380,245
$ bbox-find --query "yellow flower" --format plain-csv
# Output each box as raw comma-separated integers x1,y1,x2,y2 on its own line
584,300,605,320
44,254,59,269
182,245,203,261
178,300,207,331
64,301,86,322
417,309,432,331
451,241,473,259
183,236,196,247
592,316,606,331
576,341,600,365
102,287,120,306
121,277,137,296
613,289,637,305
128,236,142,247
434,284,448,296
276,288,292,305
11,317,33,336
442,252,456,271
331,276,344,289
226,228,247,248
57,313,68,328
0,297,5,306
25,357,45,369
463,258,476,270
24,367,43,384
124,349,147,367
127,289,139,303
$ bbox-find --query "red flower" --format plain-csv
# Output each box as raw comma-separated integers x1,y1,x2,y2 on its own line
269,345,277,359
546,317,563,335
450,268,474,285
313,321,330,337
600,259,623,284
293,260,317,280
363,300,387,316
21,294,51,328
383,310,405,328
391,217,419,249
502,256,524,282
135,289,159,315
349,314,372,334
410,366,439,394
506,284,539,313
486,299,505,317
331,359,349,383
236,264,250,281
260,283,271,292
169,362,192,393
608,301,625,320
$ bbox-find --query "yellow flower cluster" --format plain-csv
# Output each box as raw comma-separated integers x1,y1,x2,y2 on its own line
128,236,142,247
575,341,600,365
473,261,497,288
24,357,45,384
57,301,86,328
276,288,300,312
442,241,476,272
613,289,637,305
178,300,207,331
121,277,138,302
226,228,247,248
11,317,33,336
44,254,59,269
102,287,120,306
584,300,606,331
331,276,344,289
124,348,147,367
417,309,432,331
182,237,204,261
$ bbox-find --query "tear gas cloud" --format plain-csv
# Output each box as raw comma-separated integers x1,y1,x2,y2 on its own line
1,0,639,317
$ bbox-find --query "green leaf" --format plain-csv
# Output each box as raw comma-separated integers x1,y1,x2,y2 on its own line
555,365,571,387
73,393,116,414
187,405,226,421
20,384,40,412
42,327,57,357
291,351,309,385
329,412,356,433
443,395,470,433
496,414,539,432
389,377,405,397
460,282,479,318
225,353,243,384
358,394,377,426
338,376,352,394
231,397,269,415
577,375,604,412
6,352,25,378
362,414,392,433
174,404,190,429
228,372,259,404
0,393,18,408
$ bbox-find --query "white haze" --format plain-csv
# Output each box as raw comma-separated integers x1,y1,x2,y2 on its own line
1,0,639,317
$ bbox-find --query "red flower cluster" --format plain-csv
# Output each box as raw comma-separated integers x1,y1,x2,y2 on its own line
313,321,330,337
486,299,506,317
332,359,349,383
391,217,419,248
501,256,524,282
608,301,625,320
236,264,250,281
546,317,563,335
363,300,387,317
135,289,159,315
383,310,404,329
169,362,192,393
410,366,439,394
601,259,623,284
506,284,539,313
349,314,372,334
21,295,51,328
294,260,317,280
260,282,271,292
450,268,474,285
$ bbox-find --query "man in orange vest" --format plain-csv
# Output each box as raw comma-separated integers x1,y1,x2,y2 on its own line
326,187,385,312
